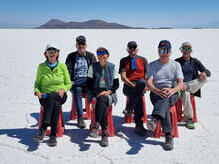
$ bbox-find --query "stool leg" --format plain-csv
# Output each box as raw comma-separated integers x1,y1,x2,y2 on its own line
107,106,114,137
71,95,77,120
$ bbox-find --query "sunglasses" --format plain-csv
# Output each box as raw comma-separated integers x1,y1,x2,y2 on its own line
159,49,170,54
47,48,58,53
77,42,86,46
97,51,108,56
182,48,192,52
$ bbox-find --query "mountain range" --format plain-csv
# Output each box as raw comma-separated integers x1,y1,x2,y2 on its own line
36,19,146,29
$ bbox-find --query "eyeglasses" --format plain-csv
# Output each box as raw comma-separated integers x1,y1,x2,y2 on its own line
97,51,108,56
182,48,192,52
159,49,170,54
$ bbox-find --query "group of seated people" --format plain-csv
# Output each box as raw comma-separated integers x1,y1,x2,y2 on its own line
33,35,211,150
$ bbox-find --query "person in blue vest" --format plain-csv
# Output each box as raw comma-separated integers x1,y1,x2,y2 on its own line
65,35,96,129
87,47,119,147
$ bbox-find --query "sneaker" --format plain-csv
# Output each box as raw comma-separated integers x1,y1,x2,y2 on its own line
186,118,195,129
100,130,109,147
34,129,46,142
147,117,157,132
163,135,174,151
77,116,86,129
135,122,147,136
89,122,100,138
122,109,132,117
47,136,57,147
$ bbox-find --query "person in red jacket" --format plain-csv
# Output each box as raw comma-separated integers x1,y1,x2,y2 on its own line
119,41,148,136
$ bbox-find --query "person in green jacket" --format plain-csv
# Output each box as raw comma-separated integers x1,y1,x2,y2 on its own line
34,43,72,147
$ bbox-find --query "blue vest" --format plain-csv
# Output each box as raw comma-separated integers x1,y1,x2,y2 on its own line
88,62,118,105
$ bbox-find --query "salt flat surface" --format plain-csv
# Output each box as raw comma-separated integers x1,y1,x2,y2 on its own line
0,29,218,164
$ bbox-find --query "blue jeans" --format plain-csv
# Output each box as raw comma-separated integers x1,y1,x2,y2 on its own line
123,79,146,124
150,92,179,133
71,78,87,118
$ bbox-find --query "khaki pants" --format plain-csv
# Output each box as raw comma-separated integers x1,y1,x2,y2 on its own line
180,79,207,120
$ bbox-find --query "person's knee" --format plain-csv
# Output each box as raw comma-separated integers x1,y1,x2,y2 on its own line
97,95,107,102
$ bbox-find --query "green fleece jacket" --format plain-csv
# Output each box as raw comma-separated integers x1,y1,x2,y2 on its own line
34,61,72,94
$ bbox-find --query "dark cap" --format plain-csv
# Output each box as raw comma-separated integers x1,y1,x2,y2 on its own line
76,35,86,43
127,41,138,50
158,40,172,50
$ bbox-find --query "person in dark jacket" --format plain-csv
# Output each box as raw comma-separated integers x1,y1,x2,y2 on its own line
119,41,148,136
175,42,211,129
65,35,96,128
88,47,119,147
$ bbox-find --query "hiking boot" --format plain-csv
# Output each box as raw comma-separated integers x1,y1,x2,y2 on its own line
47,136,57,147
122,108,132,117
135,122,147,136
147,117,158,132
34,128,46,142
163,135,174,151
89,122,100,138
77,116,86,129
186,118,195,129
100,130,109,147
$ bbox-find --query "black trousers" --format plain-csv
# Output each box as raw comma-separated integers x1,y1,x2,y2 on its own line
95,95,110,130
123,79,146,123
39,92,67,136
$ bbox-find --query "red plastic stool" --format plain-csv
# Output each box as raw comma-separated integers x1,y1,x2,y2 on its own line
39,106,64,137
89,99,114,137
153,105,178,138
175,94,197,123
71,93,91,120
125,95,147,123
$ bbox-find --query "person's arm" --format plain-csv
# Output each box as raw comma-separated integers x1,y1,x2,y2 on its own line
111,78,119,93
147,77,162,96
195,59,211,77
119,58,135,87
34,65,43,98
62,64,73,92
121,72,136,88
91,53,97,63
194,59,211,81
65,53,73,80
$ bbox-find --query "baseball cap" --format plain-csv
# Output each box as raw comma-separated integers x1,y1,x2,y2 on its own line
158,40,172,50
76,35,86,43
45,43,59,51
179,42,192,51
127,41,138,50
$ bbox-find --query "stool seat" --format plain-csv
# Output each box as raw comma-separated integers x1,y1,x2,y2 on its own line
125,95,147,123
89,99,114,137
153,105,178,138
71,93,91,120
39,106,64,137
175,94,197,123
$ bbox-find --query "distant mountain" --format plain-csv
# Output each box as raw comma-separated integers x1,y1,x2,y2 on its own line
36,19,146,29
198,21,219,29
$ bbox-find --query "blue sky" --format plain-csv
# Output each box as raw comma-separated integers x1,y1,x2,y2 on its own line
0,0,219,28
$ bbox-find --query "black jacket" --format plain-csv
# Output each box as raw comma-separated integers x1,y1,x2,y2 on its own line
65,51,97,81
175,56,211,97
